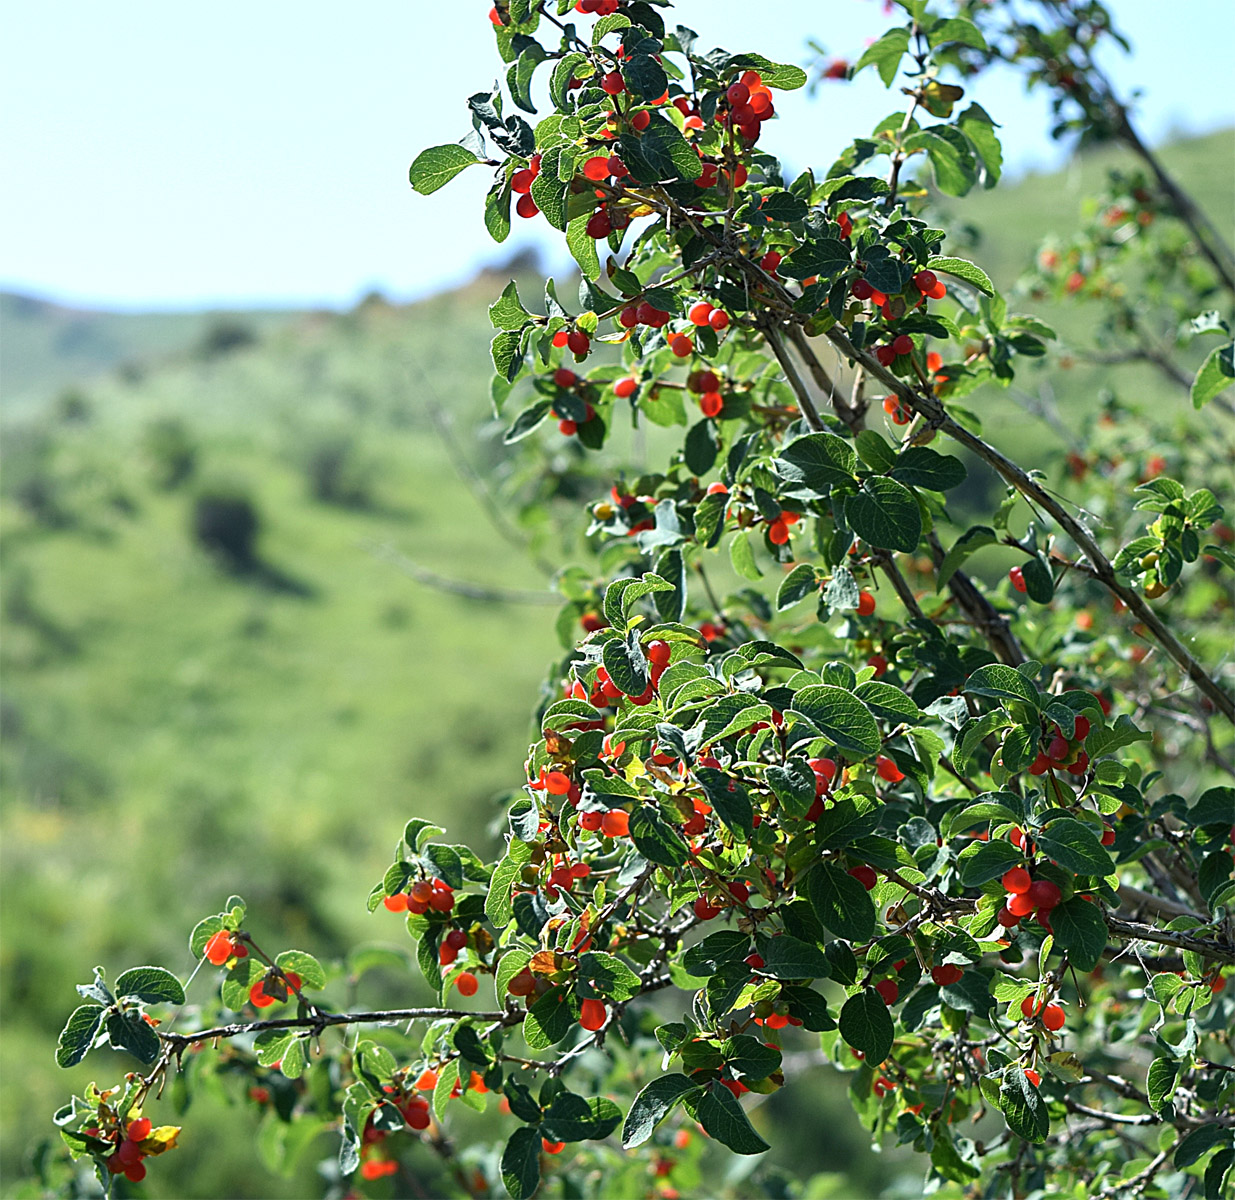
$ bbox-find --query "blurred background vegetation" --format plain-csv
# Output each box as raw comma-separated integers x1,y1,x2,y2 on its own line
1,129,1230,1198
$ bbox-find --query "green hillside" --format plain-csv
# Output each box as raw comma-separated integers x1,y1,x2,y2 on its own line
0,131,1229,1198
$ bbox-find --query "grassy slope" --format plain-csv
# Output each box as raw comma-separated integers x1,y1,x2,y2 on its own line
1,130,1230,1197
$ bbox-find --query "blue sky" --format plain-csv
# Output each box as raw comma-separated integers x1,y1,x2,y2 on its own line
1,0,1231,311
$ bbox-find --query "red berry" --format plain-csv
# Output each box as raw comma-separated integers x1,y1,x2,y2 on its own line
688,301,714,325
553,368,577,388
669,333,693,357
601,71,625,95
760,250,782,274
851,279,874,300
446,929,468,950
613,375,638,398
579,810,603,831
586,209,612,239
997,906,1020,928
646,639,671,667
124,1163,147,1183
1101,824,1115,846
1073,716,1091,740
1002,867,1032,895
582,155,609,181
1028,879,1061,910
455,971,479,997
768,519,790,545
439,942,458,966
551,329,570,348
515,193,540,219
511,168,536,194
1007,891,1035,917
932,964,964,987
410,880,433,904
127,1118,152,1142
1021,994,1043,1019
699,391,723,418
892,334,914,357
708,308,730,330
848,864,878,891
693,896,720,920
875,755,905,783
1028,753,1050,775
688,370,720,393
566,330,591,356
601,809,630,837
875,345,896,367
726,81,750,105
1042,1003,1064,1031
205,930,235,965
542,1138,565,1154
630,109,650,131
619,305,640,328
383,892,408,912
429,885,455,913
579,998,607,1031
1024,1068,1041,1087
913,270,938,293
706,481,729,496
856,590,876,617
1009,566,1027,593
875,978,899,1005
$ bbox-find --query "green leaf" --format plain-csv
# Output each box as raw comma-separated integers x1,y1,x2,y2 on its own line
775,431,857,492
105,1010,161,1064
854,681,922,723
618,116,702,184
275,950,326,991
838,988,895,1064
998,1066,1049,1143
623,1075,701,1148
1036,819,1113,877
729,529,763,581
753,931,830,979
603,637,649,696
892,447,966,491
854,27,910,86
719,1034,782,1081
1146,1056,1178,1113
927,16,987,49
903,128,976,197
1175,1123,1232,1168
957,837,1024,886
815,794,881,849
936,525,997,592
629,806,690,868
501,1126,542,1200
693,1084,770,1154
926,256,995,296
56,1005,106,1068
578,951,642,1001
541,1094,622,1142
965,664,1039,708
523,988,574,1049
777,563,818,611
486,842,531,928
846,477,922,552
695,767,754,840
566,213,601,281
114,966,185,1006
409,144,481,195
958,103,1002,187
790,685,880,755
489,280,531,331
1021,555,1055,603
780,238,851,282
806,864,877,942
766,758,817,818
491,330,525,384
1191,342,1234,409
1049,897,1108,972
726,53,807,90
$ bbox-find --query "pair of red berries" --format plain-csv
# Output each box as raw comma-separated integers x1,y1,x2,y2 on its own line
438,928,469,966
687,301,732,330
204,930,247,965
875,335,916,366
1021,994,1065,1031
767,510,800,545
551,328,591,357
913,269,947,299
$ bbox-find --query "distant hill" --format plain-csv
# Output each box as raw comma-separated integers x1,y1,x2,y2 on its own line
0,291,307,416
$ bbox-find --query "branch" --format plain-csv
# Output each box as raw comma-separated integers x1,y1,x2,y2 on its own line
158,1007,522,1050
367,543,561,605
823,324,1235,723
